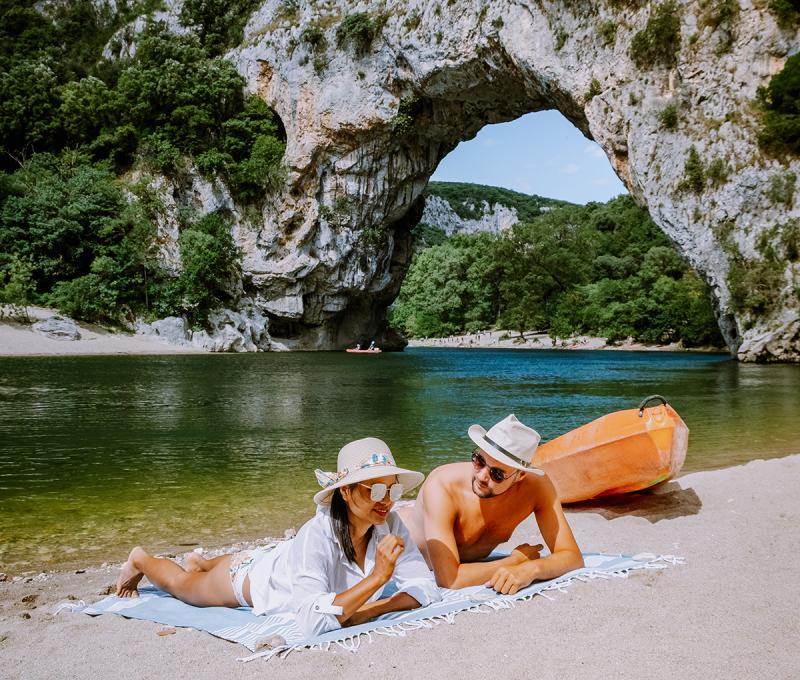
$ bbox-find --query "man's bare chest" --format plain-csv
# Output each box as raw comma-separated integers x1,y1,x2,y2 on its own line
453,501,531,560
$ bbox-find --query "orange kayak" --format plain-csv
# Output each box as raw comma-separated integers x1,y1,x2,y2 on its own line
533,396,689,503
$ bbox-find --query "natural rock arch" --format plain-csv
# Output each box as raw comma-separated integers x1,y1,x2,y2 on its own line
223,0,799,361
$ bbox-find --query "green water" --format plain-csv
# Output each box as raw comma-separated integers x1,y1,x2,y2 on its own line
1,349,799,574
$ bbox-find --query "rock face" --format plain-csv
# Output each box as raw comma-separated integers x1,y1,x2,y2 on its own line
420,195,518,236
136,302,273,352
127,1,800,360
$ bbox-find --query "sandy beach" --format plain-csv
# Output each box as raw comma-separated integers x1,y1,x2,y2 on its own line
0,307,199,356
1,454,797,679
408,330,728,353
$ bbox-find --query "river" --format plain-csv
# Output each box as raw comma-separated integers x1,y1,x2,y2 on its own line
1,348,798,573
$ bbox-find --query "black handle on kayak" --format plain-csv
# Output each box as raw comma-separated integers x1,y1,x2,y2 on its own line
638,394,668,417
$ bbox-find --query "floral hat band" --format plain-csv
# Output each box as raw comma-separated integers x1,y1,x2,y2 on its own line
312,438,425,505
314,453,393,489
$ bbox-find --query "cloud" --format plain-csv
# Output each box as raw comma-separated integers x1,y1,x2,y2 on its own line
560,163,580,175
584,143,606,159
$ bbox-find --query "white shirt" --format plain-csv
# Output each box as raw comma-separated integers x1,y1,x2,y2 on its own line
248,506,441,637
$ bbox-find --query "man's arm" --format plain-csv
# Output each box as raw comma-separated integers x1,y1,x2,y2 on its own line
423,475,532,589
487,475,583,594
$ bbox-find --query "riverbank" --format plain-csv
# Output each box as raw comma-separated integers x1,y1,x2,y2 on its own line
1,454,796,679
0,307,200,356
408,330,728,353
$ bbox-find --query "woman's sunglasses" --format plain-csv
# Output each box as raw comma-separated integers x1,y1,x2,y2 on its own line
358,482,404,502
471,450,517,483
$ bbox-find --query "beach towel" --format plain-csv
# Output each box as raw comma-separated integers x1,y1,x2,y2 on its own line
60,552,682,661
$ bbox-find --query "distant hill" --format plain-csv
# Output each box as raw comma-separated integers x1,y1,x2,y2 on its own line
426,181,573,222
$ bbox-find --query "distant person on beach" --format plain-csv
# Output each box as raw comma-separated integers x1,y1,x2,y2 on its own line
398,415,583,594
116,438,440,637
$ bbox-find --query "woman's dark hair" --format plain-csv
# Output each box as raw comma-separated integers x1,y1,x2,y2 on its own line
330,486,372,563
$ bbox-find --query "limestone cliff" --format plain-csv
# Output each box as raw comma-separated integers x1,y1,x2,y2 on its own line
128,1,800,360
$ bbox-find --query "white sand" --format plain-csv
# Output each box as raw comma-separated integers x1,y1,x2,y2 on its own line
1,455,797,679
408,329,727,353
0,307,199,356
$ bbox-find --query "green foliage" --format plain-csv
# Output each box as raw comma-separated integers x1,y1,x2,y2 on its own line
597,20,617,47
727,251,785,320
411,223,448,251
767,171,797,207
0,255,35,321
757,54,800,155
179,0,262,54
699,0,739,53
275,0,299,22
0,59,62,154
336,13,382,56
391,97,421,136
658,103,679,130
427,182,569,222
586,78,602,102
768,0,800,29
392,192,724,347
630,1,681,69
491,17,504,30
554,28,568,51
403,11,421,31
177,210,241,323
680,147,706,193
301,24,327,51
706,158,730,186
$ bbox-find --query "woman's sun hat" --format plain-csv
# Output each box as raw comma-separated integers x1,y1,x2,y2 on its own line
468,414,545,475
313,437,425,505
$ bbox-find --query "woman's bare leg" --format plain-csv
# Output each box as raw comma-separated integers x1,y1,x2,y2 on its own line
116,547,239,607
183,552,228,573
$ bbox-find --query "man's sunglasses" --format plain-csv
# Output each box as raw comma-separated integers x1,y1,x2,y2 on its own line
358,482,404,502
471,450,518,483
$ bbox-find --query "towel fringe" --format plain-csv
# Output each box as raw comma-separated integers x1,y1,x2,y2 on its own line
235,553,684,662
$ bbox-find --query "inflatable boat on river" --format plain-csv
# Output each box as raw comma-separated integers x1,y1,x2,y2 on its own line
345,348,382,353
533,395,689,503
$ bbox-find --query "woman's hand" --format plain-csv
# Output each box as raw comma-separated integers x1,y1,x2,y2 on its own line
371,534,405,584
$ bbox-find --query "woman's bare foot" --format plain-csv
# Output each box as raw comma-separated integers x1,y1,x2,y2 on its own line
116,547,146,597
183,552,208,573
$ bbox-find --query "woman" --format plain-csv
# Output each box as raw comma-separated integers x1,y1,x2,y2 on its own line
116,437,440,637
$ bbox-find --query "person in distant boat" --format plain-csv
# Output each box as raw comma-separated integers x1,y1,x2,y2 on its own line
116,438,440,637
369,340,376,350
398,414,583,594
356,343,361,350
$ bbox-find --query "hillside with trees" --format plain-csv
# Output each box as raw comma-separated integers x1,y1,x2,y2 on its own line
391,188,725,348
0,0,284,326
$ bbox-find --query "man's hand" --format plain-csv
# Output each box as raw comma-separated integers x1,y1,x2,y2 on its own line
509,543,543,564
485,563,536,595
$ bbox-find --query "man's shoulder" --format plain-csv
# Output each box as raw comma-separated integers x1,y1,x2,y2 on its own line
425,461,471,489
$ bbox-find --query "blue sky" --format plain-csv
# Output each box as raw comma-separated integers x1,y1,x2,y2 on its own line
430,110,628,205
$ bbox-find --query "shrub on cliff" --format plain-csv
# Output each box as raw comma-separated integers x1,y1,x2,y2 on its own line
758,53,800,155
177,211,241,324
180,0,262,54
336,13,383,56
629,1,681,69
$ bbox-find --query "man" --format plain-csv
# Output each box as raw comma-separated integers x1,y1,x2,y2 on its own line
398,414,583,594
